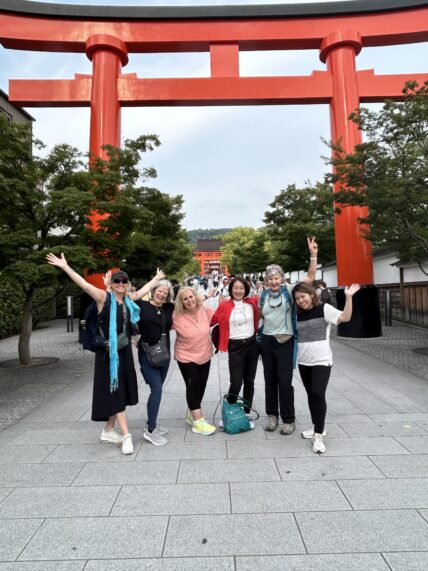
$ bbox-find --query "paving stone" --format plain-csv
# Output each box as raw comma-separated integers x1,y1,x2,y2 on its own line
185,425,267,441
42,443,138,462
164,513,305,557
135,440,227,461
0,488,12,502
0,463,84,487
231,480,351,512
338,478,428,510
369,454,428,478
236,553,390,570
296,509,428,553
72,460,179,486
9,429,102,445
84,558,234,571
383,552,428,571
226,436,408,459
19,516,168,560
276,456,385,481
177,458,281,483
339,421,426,437
394,436,428,453
111,483,230,516
0,445,55,464
0,485,120,518
343,391,399,413
0,519,43,561
266,422,349,439
0,563,85,571
369,413,428,422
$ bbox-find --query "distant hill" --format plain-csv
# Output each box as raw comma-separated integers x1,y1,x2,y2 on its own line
186,228,232,245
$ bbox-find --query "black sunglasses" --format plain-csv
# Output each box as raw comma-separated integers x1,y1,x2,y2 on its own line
113,278,128,284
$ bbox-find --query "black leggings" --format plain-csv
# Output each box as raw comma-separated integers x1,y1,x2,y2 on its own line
177,360,211,411
298,364,331,434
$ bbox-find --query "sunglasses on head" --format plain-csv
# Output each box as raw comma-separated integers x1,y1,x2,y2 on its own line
113,278,128,284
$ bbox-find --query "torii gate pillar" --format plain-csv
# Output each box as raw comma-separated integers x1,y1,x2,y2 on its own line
321,31,381,337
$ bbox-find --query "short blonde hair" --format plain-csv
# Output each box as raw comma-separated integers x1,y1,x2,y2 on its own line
174,286,203,313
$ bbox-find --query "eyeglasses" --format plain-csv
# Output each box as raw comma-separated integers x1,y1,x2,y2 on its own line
113,278,128,284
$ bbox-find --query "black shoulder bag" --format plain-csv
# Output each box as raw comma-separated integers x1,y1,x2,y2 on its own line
140,309,170,368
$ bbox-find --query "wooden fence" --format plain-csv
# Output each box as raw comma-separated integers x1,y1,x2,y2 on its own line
330,282,428,328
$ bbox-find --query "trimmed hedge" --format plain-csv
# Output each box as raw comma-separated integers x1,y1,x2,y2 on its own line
0,277,81,339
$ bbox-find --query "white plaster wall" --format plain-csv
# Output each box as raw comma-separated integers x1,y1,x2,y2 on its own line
316,254,427,287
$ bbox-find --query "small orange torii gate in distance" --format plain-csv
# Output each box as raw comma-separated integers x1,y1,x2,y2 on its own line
1,0,428,337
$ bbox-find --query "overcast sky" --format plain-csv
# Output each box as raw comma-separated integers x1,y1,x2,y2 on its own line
0,0,426,229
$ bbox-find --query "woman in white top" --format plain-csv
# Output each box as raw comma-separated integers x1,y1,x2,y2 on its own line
211,277,260,425
292,281,360,453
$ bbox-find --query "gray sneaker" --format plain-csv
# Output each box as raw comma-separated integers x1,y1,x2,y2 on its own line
143,428,168,446
265,415,278,432
145,422,168,436
280,421,296,435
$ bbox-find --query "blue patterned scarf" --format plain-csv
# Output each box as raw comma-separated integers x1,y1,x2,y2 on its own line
109,292,140,393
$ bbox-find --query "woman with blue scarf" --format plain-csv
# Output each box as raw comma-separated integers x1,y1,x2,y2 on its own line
46,252,164,455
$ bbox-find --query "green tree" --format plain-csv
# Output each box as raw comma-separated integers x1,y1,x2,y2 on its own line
0,115,161,365
221,227,274,274
329,81,428,274
122,188,192,283
264,182,336,271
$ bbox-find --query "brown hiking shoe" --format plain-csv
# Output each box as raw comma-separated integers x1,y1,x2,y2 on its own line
265,415,278,432
280,421,296,435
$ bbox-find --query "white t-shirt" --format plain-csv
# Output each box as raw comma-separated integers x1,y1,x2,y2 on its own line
296,303,342,366
229,301,255,340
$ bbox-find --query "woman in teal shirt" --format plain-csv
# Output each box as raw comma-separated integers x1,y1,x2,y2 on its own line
259,237,318,434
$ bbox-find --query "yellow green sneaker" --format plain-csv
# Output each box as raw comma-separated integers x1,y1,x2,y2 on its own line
186,410,194,426
191,418,216,436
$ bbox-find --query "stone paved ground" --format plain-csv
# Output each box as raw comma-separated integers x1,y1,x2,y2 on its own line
332,321,428,382
0,319,427,570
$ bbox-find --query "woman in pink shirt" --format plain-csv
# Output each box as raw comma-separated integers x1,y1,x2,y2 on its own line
173,287,216,436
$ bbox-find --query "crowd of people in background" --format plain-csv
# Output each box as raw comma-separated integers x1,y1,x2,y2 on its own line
46,237,359,458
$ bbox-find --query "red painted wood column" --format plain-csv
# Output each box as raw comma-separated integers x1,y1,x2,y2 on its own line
320,30,373,286
320,32,381,337
84,35,128,288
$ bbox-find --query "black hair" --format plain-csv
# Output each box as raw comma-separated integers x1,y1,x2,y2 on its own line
229,276,250,299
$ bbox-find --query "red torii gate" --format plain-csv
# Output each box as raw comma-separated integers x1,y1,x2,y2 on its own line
1,0,428,337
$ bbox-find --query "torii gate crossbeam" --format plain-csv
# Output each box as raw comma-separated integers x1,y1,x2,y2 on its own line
1,0,428,337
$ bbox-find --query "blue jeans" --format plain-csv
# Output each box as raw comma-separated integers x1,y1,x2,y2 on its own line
138,350,170,430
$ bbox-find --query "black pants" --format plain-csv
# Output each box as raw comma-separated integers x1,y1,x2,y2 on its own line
260,335,295,423
298,364,331,434
177,360,211,411
227,336,259,413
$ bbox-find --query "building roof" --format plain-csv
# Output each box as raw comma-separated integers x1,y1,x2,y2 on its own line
195,239,223,252
0,88,35,121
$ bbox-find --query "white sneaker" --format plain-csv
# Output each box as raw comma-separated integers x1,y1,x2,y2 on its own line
302,426,327,439
121,433,134,455
143,428,168,446
246,414,255,430
312,433,326,454
100,428,123,444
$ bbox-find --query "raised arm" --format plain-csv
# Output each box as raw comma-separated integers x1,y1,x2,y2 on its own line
130,268,165,301
337,284,360,323
301,236,318,284
46,253,106,305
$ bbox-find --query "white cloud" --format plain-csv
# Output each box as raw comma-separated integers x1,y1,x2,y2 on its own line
4,1,427,229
